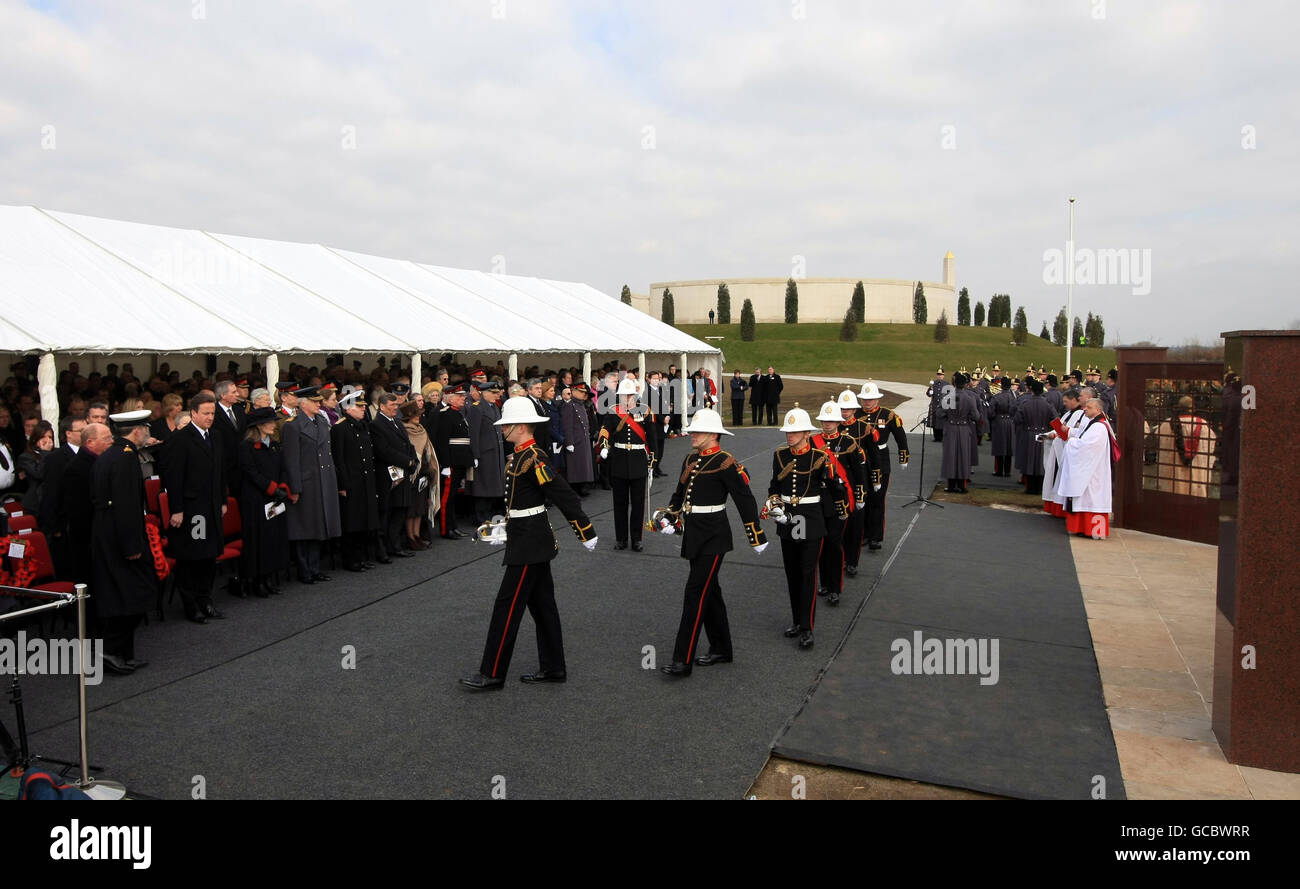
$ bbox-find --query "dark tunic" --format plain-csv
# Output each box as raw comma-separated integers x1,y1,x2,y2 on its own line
763,373,783,407
1013,393,1059,476
330,417,380,534
90,439,157,618
161,424,227,562
500,442,595,565
926,378,947,432
667,447,765,558
767,445,835,541
237,438,290,576
940,389,980,479
599,411,651,480
748,373,763,406
857,407,911,470
432,405,474,469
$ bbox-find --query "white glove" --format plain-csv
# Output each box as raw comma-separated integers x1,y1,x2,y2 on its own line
441,468,451,477
487,537,504,546
566,444,574,453
775,513,790,524
474,459,479,468
873,485,882,493
582,537,598,552
553,443,561,454
753,542,768,554
857,500,867,510
660,523,676,535
599,448,609,460
898,462,908,471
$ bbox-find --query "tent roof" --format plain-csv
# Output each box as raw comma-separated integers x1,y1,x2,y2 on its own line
0,205,717,358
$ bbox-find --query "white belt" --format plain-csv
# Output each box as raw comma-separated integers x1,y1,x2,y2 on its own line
448,437,470,445
685,503,726,514
508,505,546,518
614,442,646,450
781,495,820,504
877,443,888,449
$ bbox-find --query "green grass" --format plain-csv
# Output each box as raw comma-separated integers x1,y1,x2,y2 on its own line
681,323,1117,385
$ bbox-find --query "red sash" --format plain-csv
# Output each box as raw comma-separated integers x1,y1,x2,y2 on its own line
811,434,854,512
615,406,648,443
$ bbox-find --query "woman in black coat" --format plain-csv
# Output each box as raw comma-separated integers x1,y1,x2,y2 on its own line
237,407,291,596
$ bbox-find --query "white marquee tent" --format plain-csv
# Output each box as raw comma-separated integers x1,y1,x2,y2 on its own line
0,205,722,427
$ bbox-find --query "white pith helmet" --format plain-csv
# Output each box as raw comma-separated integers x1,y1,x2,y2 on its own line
836,389,860,410
815,401,842,423
858,380,882,401
780,406,818,433
493,396,547,426
683,408,732,436
616,377,640,396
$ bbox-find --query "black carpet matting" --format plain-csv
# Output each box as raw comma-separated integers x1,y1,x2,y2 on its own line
771,434,1126,799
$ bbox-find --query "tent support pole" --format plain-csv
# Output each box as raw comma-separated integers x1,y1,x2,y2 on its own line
508,353,518,382
38,351,59,432
265,353,281,400
411,352,422,389
582,352,591,387
681,352,689,422
637,352,646,378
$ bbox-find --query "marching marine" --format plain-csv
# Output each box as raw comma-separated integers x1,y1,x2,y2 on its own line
654,408,767,677
460,397,598,691
855,381,909,552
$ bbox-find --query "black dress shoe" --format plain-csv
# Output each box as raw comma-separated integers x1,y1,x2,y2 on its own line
660,661,693,677
126,657,149,670
631,542,644,552
345,563,365,572
103,654,135,675
458,673,506,691
185,609,208,625
362,561,376,569
799,631,814,649
783,625,801,638
254,581,271,598
519,670,567,684
312,573,331,582
299,575,317,585
694,652,733,666
816,586,829,597
868,541,883,551
375,555,393,565
828,590,840,606
202,603,225,620
614,541,628,551
450,528,469,539
845,564,858,577
392,550,414,559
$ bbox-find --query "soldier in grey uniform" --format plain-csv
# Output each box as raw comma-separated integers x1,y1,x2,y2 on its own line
988,377,1017,477
282,386,341,584
1012,378,1059,495
466,378,505,523
940,372,979,493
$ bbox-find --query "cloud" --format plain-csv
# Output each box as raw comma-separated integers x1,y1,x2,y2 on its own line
1,0,1296,344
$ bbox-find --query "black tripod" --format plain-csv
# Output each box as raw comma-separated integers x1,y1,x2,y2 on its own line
902,416,943,510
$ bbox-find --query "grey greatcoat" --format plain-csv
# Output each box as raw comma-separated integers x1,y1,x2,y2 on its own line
465,397,505,498
988,389,1017,458
282,411,341,541
559,398,595,484
1013,393,1058,477
940,388,980,480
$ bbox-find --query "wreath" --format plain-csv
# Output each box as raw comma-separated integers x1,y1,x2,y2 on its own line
0,534,40,588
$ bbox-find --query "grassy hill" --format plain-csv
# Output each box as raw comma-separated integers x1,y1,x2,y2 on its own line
679,322,1117,386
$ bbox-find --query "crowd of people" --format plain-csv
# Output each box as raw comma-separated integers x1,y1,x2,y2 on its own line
926,363,1121,538
0,354,748,676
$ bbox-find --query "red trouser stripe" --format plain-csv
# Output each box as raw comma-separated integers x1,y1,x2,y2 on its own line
439,475,452,533
491,566,528,678
686,555,721,662
810,540,823,630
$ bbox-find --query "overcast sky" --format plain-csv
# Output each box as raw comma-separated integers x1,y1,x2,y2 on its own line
3,0,1296,345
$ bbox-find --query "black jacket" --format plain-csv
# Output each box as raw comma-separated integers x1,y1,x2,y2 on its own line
666,447,765,559
91,439,157,617
598,411,651,479
331,417,380,533
370,412,417,509
57,448,97,584
500,442,594,565
37,443,78,534
162,424,227,561
767,445,835,541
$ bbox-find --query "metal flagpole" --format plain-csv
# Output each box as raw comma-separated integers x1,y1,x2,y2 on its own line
1066,197,1075,376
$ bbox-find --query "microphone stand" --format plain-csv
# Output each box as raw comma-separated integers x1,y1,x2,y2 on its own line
902,416,943,509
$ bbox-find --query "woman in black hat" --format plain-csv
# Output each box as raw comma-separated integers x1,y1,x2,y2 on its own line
237,407,291,596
